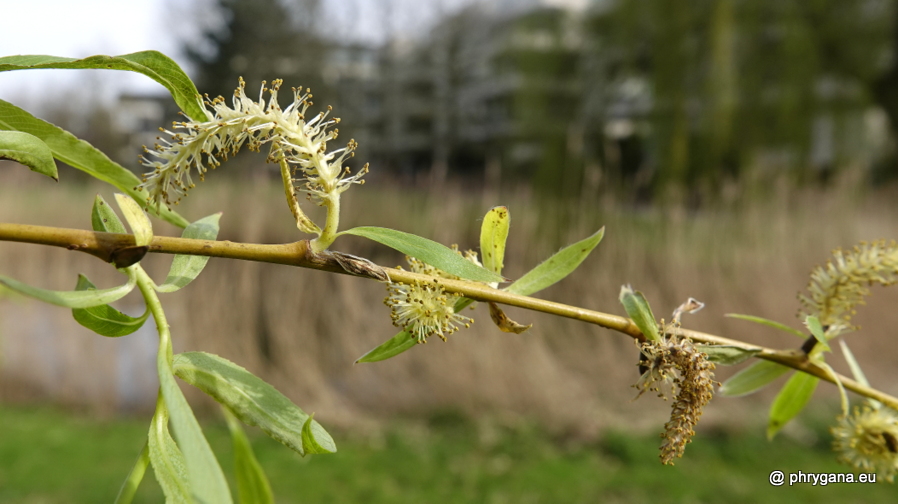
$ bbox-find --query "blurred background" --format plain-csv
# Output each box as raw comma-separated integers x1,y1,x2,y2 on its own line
3,0,898,501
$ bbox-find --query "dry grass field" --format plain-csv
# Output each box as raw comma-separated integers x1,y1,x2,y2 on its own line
2,165,898,441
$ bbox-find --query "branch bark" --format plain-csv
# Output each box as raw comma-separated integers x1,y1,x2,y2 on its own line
1,221,896,410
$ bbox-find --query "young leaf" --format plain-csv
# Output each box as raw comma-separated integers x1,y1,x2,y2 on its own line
0,130,57,180
505,228,604,296
725,314,806,339
841,340,879,409
0,52,205,121
301,415,334,455
92,194,127,234
172,352,336,456
158,357,233,504
114,442,150,504
719,359,791,397
147,398,192,504
816,360,849,415
115,193,154,247
72,274,148,337
355,330,417,363
0,99,189,228
222,407,274,504
340,226,503,283
804,315,830,351
480,206,510,276
767,372,819,440
156,214,222,293
0,273,136,308
839,340,870,388
618,285,660,342
696,345,761,366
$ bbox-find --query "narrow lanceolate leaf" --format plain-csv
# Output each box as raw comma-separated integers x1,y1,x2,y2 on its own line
156,214,222,293
767,372,819,440
719,359,791,397
173,352,336,456
0,52,205,120
0,99,189,228
841,340,878,409
114,442,150,504
355,330,417,363
816,360,849,415
804,315,830,351
72,274,148,337
92,194,127,234
340,226,503,283
158,358,233,504
506,228,604,296
147,398,192,504
480,206,510,276
223,407,274,504
840,340,870,388
115,193,154,247
0,273,136,308
0,130,57,180
725,314,806,339
696,345,762,366
618,285,660,342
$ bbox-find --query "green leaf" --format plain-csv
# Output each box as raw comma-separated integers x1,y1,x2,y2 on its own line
816,360,849,415
618,285,660,342
725,314,806,339
147,397,192,504
839,340,870,388
355,330,417,363
156,214,222,293
0,52,205,120
841,340,878,409
158,357,233,504
301,414,333,455
222,407,274,504
0,99,189,228
0,272,136,308
114,442,150,504
72,274,148,337
804,315,830,351
0,130,57,180
719,359,792,397
480,206,510,277
340,226,503,283
505,228,604,296
115,193,154,247
172,352,336,456
767,372,819,440
696,345,762,366
92,194,127,234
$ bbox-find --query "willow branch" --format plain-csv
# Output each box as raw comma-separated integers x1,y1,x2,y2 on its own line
2,222,896,410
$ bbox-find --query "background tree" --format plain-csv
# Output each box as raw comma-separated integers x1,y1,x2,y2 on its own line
184,0,327,105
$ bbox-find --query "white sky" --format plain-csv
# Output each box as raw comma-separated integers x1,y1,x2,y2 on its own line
0,0,585,109
0,0,460,105
1,1,177,97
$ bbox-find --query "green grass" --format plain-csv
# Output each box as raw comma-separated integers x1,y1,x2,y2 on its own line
0,405,896,503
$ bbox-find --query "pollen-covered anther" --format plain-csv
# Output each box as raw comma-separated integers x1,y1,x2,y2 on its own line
832,404,898,482
383,279,472,344
136,79,369,211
